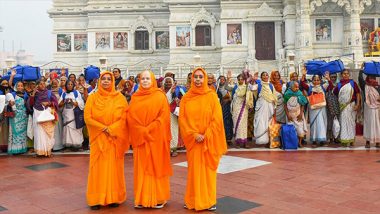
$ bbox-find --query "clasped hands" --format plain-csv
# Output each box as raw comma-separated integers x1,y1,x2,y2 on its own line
195,134,205,143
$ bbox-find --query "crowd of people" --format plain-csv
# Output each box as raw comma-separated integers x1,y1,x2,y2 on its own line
1,65,379,211
1,65,380,157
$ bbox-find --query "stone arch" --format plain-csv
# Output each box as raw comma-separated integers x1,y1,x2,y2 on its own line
190,7,216,29
130,15,153,33
310,0,351,14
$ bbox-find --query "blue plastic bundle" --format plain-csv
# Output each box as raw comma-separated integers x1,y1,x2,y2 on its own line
22,66,41,81
305,60,326,75
305,59,344,75
363,61,380,77
84,65,100,82
320,59,344,74
2,65,41,83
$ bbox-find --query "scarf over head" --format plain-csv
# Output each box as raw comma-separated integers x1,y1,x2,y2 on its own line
284,82,308,105
127,70,172,178
84,71,129,162
270,71,283,93
179,67,227,170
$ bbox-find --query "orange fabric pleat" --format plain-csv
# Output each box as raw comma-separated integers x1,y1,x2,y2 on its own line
179,67,227,211
85,71,129,206
127,71,172,207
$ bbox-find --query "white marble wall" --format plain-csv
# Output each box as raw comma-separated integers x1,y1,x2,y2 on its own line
49,0,378,75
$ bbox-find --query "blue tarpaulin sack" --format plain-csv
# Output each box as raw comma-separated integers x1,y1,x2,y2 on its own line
2,74,23,83
22,66,41,81
319,59,344,74
363,61,380,77
8,65,24,75
305,60,326,75
84,65,100,82
281,124,298,150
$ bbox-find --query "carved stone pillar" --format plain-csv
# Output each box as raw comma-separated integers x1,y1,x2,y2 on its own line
349,0,363,61
248,21,256,59
295,0,313,60
275,21,282,60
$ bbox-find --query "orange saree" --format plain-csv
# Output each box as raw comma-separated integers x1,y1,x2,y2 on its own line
85,71,129,206
179,67,227,211
126,71,172,207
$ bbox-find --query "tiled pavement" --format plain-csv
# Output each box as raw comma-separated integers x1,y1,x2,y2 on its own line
1,149,380,213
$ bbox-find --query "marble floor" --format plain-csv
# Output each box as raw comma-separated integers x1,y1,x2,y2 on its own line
1,150,380,213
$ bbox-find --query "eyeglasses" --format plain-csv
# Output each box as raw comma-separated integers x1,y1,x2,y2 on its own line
101,77,112,81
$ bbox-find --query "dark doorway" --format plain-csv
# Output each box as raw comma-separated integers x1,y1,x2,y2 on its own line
255,22,275,60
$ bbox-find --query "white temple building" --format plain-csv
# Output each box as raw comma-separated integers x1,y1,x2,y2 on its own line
48,0,380,77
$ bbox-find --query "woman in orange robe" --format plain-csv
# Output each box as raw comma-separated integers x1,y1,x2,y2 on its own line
84,71,129,210
179,67,227,211
127,70,172,209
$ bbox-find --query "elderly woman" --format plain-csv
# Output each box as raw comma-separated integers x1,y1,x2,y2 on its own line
76,74,89,101
358,70,380,148
284,81,308,147
179,67,227,211
7,81,28,154
270,70,286,124
29,79,58,156
333,69,361,147
231,74,249,148
127,70,172,209
252,72,277,146
301,71,332,147
326,73,339,144
85,71,128,210
59,80,85,151
50,78,64,151
163,76,180,156
217,75,233,145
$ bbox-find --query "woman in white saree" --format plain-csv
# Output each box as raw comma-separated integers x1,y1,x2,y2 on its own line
231,74,249,148
252,72,277,146
333,69,361,147
300,71,332,147
58,80,85,150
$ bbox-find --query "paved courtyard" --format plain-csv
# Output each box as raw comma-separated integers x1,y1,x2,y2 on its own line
1,147,380,214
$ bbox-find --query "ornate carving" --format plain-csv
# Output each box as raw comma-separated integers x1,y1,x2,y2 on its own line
190,7,216,28
248,2,282,17
130,15,153,33
310,0,351,14
283,5,296,16
359,0,373,13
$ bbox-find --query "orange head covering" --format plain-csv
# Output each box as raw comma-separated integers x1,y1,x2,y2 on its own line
133,70,162,96
127,70,172,178
84,70,129,160
179,67,227,170
270,70,283,93
182,67,212,101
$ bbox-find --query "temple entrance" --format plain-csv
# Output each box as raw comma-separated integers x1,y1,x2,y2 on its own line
255,22,275,60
